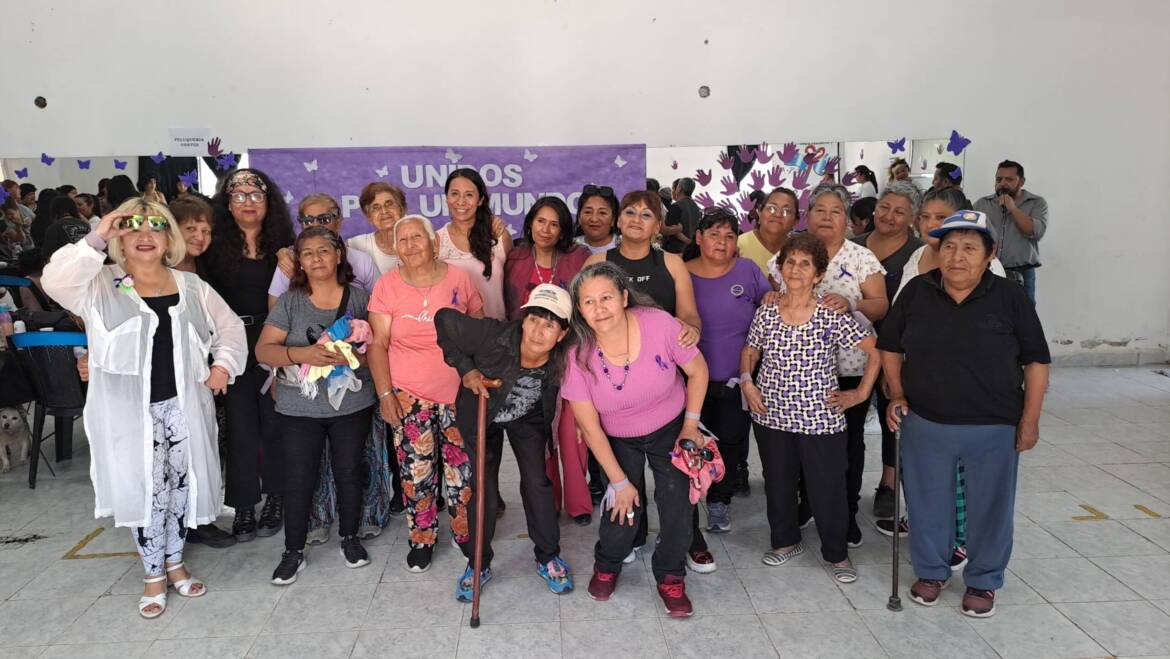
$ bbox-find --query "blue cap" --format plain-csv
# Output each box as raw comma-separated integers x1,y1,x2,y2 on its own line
928,210,994,242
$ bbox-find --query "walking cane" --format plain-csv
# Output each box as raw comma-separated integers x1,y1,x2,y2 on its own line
470,378,502,629
887,408,905,612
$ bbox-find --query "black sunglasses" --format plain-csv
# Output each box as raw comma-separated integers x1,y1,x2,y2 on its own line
698,206,741,231
582,184,615,199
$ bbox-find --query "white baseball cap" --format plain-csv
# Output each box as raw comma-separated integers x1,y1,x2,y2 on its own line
520,284,572,320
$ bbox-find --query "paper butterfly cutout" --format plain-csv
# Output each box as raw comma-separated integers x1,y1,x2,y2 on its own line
179,170,199,187
151,152,166,164
41,153,55,166
613,155,627,168
946,129,971,156
113,160,127,170
375,165,389,177
14,168,28,178
216,152,238,169
303,159,318,173
77,160,91,170
523,149,538,162
887,137,906,153
444,148,463,164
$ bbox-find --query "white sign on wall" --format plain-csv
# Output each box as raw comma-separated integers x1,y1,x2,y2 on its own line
166,128,211,157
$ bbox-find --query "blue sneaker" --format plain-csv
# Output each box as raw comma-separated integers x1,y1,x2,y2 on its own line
537,556,574,594
455,564,491,602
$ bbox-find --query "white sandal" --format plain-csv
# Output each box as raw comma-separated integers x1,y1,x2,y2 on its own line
165,562,206,598
139,575,168,619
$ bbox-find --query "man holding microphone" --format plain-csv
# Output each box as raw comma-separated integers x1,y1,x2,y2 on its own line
974,160,1048,303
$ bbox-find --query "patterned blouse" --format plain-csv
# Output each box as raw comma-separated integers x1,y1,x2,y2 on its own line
746,301,870,434
768,240,885,377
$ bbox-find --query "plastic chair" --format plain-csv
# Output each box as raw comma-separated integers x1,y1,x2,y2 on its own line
9,331,87,489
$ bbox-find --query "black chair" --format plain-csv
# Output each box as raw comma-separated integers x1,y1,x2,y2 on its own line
9,331,87,488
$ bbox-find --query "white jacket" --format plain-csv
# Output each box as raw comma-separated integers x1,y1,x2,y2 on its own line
41,238,247,528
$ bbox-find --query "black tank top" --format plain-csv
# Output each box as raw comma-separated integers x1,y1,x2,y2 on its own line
606,247,676,315
144,293,180,403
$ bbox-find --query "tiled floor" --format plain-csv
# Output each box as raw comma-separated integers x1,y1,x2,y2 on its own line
2,366,1170,658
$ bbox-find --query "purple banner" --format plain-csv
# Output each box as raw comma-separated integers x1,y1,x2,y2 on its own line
248,144,647,240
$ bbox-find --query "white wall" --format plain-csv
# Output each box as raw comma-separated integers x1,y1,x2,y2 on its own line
4,0,1168,364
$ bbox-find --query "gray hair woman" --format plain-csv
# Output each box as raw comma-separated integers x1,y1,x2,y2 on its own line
880,210,1050,618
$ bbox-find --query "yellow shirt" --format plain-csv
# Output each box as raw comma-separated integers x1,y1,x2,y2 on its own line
737,231,778,273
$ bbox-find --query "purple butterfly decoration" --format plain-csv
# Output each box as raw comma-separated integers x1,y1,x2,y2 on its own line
694,169,712,187
777,142,799,165
216,152,239,170
150,152,166,164
40,153,55,166
450,290,459,306
946,129,971,156
948,166,963,181
14,168,28,179
113,159,127,170
749,170,765,192
654,355,669,371
842,171,858,186
0,188,9,204
77,159,91,170
888,137,907,153
717,151,734,170
754,142,772,164
792,167,810,191
838,264,853,279
720,175,739,197
737,192,754,212
767,165,785,187
736,145,754,164
694,192,715,210
179,169,199,188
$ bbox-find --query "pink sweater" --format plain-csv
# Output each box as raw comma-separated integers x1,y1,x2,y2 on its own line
561,307,699,438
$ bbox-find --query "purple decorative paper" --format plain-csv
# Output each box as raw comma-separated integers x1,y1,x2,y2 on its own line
249,144,646,240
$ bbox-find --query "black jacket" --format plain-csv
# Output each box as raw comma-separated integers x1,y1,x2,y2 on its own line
434,308,561,446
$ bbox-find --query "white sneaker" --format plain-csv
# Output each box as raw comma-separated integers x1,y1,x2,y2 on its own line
623,545,643,564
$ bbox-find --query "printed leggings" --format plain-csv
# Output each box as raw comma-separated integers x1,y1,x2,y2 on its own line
132,398,190,577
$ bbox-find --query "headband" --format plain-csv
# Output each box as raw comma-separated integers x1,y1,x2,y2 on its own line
226,170,267,193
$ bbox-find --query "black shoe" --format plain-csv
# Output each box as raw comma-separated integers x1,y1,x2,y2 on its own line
733,465,751,498
340,536,370,568
573,513,592,527
256,495,284,538
388,494,406,518
873,484,895,519
188,523,237,549
407,545,434,573
233,508,257,542
847,519,864,548
271,550,306,585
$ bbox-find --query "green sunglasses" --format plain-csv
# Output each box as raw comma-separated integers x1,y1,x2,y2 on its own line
119,215,170,231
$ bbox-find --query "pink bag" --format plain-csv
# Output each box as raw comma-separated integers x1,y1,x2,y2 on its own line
670,425,726,505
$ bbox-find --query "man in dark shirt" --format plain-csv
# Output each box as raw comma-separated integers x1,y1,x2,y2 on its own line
661,177,700,254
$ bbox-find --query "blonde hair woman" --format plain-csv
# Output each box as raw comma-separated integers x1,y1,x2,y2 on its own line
41,198,247,619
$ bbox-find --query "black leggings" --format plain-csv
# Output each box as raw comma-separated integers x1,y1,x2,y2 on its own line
700,381,749,505
224,362,283,508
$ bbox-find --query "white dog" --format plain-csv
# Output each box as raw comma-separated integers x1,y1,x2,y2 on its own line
0,407,31,472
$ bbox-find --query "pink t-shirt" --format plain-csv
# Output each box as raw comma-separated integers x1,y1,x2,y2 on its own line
437,225,508,321
561,307,700,438
368,265,484,405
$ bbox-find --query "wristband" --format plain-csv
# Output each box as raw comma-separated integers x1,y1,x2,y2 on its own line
684,411,701,421
378,390,394,399
285,347,293,364
739,373,753,384
602,478,630,510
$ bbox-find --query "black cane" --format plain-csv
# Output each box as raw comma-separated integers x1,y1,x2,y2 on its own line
887,410,904,612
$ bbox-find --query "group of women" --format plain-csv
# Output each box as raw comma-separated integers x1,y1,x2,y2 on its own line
39,164,1049,621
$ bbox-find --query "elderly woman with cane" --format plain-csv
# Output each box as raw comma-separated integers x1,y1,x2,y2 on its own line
880,210,1050,618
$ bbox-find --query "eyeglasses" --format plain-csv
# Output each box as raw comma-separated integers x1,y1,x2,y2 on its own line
230,191,266,205
367,201,400,215
299,212,339,227
762,204,796,218
118,215,170,232
582,184,615,199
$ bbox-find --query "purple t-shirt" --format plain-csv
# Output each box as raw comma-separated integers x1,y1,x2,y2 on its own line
746,301,869,434
562,307,700,438
690,258,771,381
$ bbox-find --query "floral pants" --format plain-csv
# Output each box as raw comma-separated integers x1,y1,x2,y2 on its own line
391,390,472,548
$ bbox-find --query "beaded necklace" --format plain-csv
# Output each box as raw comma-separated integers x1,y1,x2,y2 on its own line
597,312,631,391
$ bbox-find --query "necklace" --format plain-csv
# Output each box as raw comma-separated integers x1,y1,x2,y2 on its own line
534,250,558,286
403,267,438,322
597,313,631,391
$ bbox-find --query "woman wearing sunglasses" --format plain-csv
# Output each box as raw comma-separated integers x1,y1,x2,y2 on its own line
575,184,620,255
268,194,380,304
42,199,247,618
201,169,295,543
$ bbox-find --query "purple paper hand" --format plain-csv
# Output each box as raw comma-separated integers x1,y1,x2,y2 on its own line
749,170,765,191
754,142,772,164
737,192,755,212
842,171,858,186
694,192,715,210
717,197,736,213
777,142,799,165
717,151,734,170
207,137,223,157
767,165,786,187
792,168,810,191
695,169,712,187
736,145,754,164
824,156,840,176
670,160,679,170
720,175,739,197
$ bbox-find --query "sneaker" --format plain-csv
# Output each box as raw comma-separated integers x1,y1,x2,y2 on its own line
186,523,237,549
537,556,574,594
454,564,492,602
847,521,864,549
232,507,257,542
872,484,895,519
587,567,618,601
340,536,370,569
875,517,909,538
388,495,406,518
909,578,948,606
306,526,330,546
573,513,592,527
733,465,750,498
961,587,996,618
950,546,968,572
623,545,642,564
271,550,306,586
406,545,434,573
706,502,731,533
686,550,717,574
657,575,693,617
256,495,284,538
